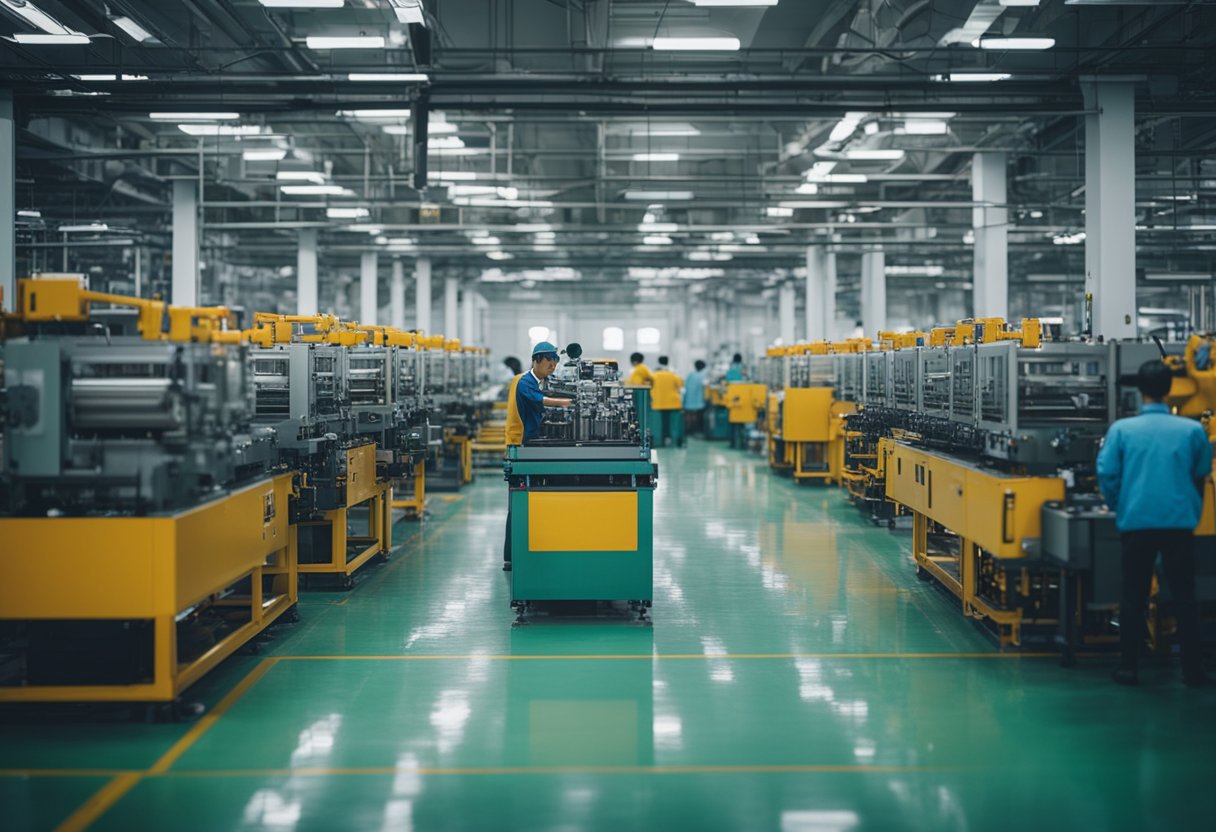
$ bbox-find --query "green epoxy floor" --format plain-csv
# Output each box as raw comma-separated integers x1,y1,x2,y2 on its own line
4,440,1216,831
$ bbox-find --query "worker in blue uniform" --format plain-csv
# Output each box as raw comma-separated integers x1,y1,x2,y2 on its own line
502,341,573,571
683,359,707,438
1097,360,1211,687
725,353,745,382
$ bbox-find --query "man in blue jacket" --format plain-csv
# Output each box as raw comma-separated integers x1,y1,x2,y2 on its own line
1097,360,1211,686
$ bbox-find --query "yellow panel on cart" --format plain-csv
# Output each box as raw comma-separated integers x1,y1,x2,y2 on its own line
783,387,833,443
528,491,638,552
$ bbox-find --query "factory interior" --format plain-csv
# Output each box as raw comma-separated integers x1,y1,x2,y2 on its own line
2,0,1216,830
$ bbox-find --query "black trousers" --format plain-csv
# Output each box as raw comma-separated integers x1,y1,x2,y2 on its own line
503,501,512,564
1120,529,1202,674
684,409,705,438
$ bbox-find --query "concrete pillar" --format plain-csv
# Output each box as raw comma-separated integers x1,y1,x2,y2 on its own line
390,259,406,328
1083,80,1136,340
171,179,199,306
360,251,378,325
972,152,1008,319
779,281,797,345
0,90,13,310
805,247,837,341
861,250,887,336
461,285,476,344
297,229,318,315
415,257,432,332
444,275,459,340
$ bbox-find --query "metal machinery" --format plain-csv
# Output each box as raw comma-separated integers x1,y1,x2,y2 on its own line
245,313,423,585
725,382,768,449
831,316,1216,652
0,276,294,706
504,345,658,620
423,338,490,491
763,343,855,483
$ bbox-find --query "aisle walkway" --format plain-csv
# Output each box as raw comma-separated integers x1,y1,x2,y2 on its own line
4,441,1215,831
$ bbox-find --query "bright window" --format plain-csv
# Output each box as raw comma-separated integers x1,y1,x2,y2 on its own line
602,326,624,351
528,325,550,344
637,327,661,346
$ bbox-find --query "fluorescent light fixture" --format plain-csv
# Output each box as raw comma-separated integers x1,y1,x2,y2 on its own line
431,148,488,156
976,37,1055,50
689,0,778,5
486,251,513,261
797,183,820,195
946,72,1011,82
829,113,865,142
804,161,837,181
73,74,148,81
643,235,674,245
3,0,68,34
901,120,949,135
843,149,905,161
348,72,429,82
652,37,740,51
280,184,350,195
688,250,733,261
178,124,265,136
766,206,795,217
431,171,479,180
17,209,41,218
429,120,458,135
60,223,108,233
777,201,850,209
339,108,412,120
633,152,680,162
534,232,557,241
388,0,426,25
1052,232,1086,245
615,122,701,137
448,184,497,196
150,111,239,121
885,265,945,277
13,33,89,44
625,190,693,201
381,125,409,135
306,36,385,49
515,223,552,232
111,15,153,42
243,148,288,161
327,207,370,219
428,136,465,149
820,173,868,183
344,224,382,233
472,237,502,246
260,1,344,7
639,222,679,233
998,0,1040,5
276,171,327,184
533,244,557,252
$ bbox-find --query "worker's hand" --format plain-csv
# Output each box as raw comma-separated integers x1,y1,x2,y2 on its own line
557,398,574,408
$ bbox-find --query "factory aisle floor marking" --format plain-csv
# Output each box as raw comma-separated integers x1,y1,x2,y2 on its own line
3,439,1215,831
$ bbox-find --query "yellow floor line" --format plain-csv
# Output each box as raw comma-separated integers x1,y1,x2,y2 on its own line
157,763,944,778
0,769,135,778
275,652,1055,661
53,773,142,832
51,657,280,832
148,657,280,775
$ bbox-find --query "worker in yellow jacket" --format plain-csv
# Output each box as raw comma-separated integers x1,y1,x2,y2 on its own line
650,355,685,448
626,352,653,388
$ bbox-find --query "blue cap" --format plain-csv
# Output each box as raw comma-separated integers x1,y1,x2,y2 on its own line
531,341,558,357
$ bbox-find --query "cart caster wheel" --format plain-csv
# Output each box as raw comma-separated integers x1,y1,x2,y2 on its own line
173,700,205,722
340,576,355,591
282,606,301,625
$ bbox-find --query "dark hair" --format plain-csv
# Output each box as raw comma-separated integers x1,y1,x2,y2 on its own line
503,356,523,375
534,351,559,365
658,355,669,366
630,352,644,364
732,353,743,364
695,360,706,371
1137,360,1173,401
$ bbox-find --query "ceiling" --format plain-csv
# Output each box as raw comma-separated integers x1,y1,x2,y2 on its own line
2,0,1215,317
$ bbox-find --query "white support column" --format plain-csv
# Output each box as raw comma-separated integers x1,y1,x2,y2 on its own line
360,251,378,325
972,152,1008,319
1083,80,1137,340
297,229,318,315
0,90,13,310
861,250,887,336
171,179,199,307
444,275,459,340
461,284,475,344
779,281,797,345
415,257,432,332
805,247,838,341
390,258,406,328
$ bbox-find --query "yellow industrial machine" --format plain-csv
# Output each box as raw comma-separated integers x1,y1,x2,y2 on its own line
0,276,296,708
765,342,856,484
725,383,768,449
